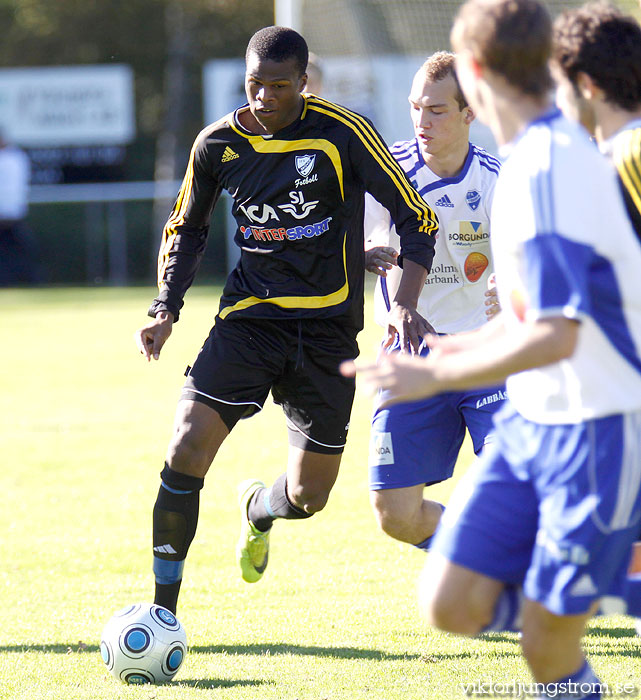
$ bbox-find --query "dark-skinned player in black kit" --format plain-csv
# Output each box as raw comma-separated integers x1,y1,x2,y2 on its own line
134,25,438,614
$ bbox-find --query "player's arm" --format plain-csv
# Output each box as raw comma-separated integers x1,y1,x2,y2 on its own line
134,310,175,362
136,131,221,360
363,193,399,277
342,314,578,404
386,259,435,352
363,195,433,347
351,123,438,353
485,273,501,319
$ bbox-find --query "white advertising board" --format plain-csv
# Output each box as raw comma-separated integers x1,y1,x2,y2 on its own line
0,64,135,147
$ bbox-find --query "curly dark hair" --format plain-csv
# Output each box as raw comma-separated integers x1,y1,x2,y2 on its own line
553,3,641,111
246,26,308,77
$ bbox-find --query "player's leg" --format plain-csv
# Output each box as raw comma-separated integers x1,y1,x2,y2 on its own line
419,552,505,634
520,600,598,690
285,446,342,513
238,448,342,583
368,370,466,549
239,317,356,582
421,405,540,633
370,485,443,546
153,400,231,613
515,412,641,697
153,317,282,610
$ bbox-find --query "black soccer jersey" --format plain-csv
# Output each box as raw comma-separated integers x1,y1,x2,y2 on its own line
149,94,438,330
612,125,641,242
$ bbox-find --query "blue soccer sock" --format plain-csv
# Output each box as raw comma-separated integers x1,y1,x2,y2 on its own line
538,660,602,699
481,584,523,633
623,575,641,616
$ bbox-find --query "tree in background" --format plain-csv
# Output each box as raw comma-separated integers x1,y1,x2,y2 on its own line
0,0,273,180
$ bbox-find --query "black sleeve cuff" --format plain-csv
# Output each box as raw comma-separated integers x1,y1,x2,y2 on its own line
398,248,434,274
147,299,181,322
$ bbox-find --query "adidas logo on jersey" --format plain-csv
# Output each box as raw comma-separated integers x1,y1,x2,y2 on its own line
435,194,454,207
221,146,239,162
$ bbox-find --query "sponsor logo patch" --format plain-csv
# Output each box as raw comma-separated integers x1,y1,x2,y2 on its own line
240,216,332,242
464,252,489,282
369,432,394,466
448,221,488,245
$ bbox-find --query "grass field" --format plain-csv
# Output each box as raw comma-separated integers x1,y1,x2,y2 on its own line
1,284,640,700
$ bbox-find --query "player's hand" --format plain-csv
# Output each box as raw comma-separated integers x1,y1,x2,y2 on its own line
365,246,398,277
340,353,438,405
385,303,435,355
134,311,174,361
485,273,501,320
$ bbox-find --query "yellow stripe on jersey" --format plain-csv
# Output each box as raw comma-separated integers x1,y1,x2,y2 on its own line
157,117,231,286
218,231,350,319
614,127,641,218
305,96,438,236
229,120,345,200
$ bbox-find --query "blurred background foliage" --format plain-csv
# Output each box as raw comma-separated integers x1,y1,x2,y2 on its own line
0,0,272,178
0,0,273,284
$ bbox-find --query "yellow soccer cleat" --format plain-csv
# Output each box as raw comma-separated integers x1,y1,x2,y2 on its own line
236,479,271,583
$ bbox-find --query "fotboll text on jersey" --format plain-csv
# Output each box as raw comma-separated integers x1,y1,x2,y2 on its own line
295,173,319,188
240,216,332,242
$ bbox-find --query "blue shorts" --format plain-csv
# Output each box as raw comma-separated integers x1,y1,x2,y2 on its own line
432,402,641,615
368,337,506,490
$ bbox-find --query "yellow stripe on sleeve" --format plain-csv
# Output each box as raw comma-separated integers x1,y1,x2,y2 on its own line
306,97,438,235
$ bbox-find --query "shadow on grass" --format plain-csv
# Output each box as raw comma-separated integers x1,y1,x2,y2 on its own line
188,642,421,661
0,642,422,661
176,678,272,690
586,625,637,638
583,626,641,659
0,643,100,654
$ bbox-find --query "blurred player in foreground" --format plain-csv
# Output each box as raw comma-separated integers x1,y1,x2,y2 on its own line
134,26,437,613
553,0,641,579
344,0,641,695
363,52,503,551
553,2,641,240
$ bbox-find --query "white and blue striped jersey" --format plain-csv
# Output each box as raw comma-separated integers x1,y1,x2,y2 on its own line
493,108,641,424
365,138,500,334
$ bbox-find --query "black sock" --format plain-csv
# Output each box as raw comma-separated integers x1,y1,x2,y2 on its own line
152,463,204,614
247,472,312,532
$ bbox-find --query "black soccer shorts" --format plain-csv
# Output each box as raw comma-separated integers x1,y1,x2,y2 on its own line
181,315,359,454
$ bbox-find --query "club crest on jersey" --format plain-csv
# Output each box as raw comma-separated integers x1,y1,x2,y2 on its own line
295,154,316,178
466,190,481,211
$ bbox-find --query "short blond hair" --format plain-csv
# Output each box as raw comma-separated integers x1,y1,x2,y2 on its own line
417,51,468,110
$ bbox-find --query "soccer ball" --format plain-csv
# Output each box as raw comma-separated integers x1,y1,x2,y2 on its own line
100,603,187,684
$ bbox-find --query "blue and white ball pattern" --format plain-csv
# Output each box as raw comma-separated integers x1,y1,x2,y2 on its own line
100,603,187,684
